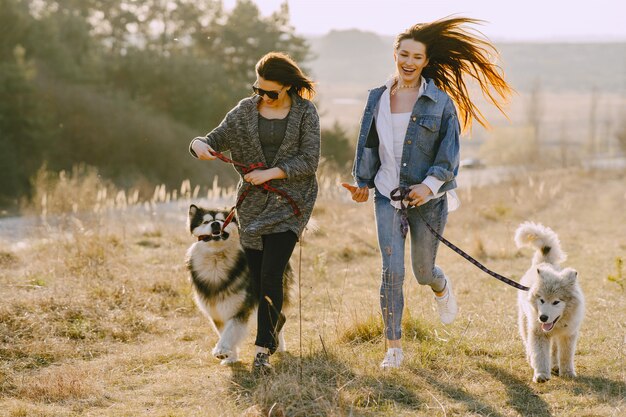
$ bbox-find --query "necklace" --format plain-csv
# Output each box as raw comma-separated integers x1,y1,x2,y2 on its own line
391,81,419,96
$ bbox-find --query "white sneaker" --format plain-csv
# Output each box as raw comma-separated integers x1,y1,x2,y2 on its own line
435,277,458,324
380,348,404,369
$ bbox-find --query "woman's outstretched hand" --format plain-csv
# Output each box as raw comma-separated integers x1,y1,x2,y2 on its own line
191,138,217,160
341,183,369,203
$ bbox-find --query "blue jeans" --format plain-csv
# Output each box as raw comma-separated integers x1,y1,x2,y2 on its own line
374,188,448,340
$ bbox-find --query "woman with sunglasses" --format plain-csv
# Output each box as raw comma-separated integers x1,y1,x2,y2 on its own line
343,17,512,369
189,52,320,373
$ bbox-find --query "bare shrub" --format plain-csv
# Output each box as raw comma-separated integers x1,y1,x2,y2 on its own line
27,164,116,216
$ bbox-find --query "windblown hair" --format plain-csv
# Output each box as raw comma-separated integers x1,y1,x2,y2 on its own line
395,17,513,132
255,52,316,100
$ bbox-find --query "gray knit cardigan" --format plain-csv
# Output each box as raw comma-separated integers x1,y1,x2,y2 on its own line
190,93,320,250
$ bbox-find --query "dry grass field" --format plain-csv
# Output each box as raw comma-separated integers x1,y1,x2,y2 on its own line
1,166,625,416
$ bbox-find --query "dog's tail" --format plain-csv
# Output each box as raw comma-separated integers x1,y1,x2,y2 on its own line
514,222,566,266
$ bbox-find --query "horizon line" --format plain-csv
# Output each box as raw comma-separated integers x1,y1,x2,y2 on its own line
302,29,626,43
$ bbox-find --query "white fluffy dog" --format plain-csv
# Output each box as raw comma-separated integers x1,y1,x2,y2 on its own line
515,222,585,383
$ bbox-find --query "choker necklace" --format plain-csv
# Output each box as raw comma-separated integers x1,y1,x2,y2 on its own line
391,81,419,96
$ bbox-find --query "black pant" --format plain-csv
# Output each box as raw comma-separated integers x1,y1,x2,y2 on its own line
244,231,297,352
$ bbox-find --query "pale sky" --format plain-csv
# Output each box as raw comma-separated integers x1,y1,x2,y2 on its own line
223,0,626,41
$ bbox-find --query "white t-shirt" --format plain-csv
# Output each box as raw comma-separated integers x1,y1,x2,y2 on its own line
391,112,411,164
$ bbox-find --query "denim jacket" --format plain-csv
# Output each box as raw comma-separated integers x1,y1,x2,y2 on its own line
351,78,460,192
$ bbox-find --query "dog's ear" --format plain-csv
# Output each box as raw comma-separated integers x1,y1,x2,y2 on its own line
188,205,200,233
562,268,578,284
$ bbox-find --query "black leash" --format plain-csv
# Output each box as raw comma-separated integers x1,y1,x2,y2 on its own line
390,186,529,292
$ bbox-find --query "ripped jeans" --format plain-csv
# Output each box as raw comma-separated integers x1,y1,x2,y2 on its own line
374,188,448,341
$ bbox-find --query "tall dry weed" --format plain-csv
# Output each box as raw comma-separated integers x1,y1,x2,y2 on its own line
28,164,114,216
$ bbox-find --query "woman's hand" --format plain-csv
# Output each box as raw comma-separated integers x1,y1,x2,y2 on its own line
244,168,284,185
407,183,432,206
192,138,217,160
341,183,369,203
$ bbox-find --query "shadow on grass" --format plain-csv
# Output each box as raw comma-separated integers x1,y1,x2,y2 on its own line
572,375,626,403
415,367,509,417
227,350,356,415
481,363,552,417
349,373,425,411
227,350,424,415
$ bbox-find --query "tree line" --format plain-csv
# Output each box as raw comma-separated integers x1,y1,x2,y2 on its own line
0,0,352,208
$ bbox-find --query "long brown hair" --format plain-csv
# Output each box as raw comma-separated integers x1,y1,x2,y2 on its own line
395,17,513,132
255,52,316,100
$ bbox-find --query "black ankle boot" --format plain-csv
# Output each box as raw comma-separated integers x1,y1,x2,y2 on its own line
252,352,272,374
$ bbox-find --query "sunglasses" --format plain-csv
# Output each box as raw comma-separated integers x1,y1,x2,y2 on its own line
252,85,285,100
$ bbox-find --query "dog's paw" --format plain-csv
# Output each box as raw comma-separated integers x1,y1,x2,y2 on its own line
212,345,233,361
559,369,576,378
533,372,550,383
220,356,239,366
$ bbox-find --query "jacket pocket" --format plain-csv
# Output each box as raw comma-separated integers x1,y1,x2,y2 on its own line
416,116,441,157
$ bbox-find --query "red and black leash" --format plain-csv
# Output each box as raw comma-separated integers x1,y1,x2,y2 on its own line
207,149,301,231
390,186,529,291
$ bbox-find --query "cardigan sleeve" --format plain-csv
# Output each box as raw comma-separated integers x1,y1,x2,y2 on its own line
188,103,239,158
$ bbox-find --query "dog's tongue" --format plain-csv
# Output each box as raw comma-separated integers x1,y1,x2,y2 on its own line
542,322,555,332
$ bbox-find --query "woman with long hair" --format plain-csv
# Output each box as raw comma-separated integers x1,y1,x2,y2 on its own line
190,52,320,373
343,17,512,369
